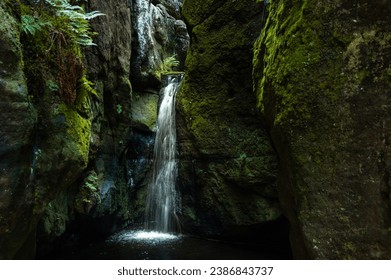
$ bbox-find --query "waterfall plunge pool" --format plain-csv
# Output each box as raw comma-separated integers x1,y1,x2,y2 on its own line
44,229,292,260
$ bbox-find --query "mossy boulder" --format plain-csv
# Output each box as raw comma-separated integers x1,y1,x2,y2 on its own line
30,80,93,251
177,0,282,241
253,0,391,259
131,92,159,130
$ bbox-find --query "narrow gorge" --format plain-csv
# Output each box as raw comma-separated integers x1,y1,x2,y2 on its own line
0,0,390,260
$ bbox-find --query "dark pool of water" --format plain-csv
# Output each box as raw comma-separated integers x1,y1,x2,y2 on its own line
46,230,292,260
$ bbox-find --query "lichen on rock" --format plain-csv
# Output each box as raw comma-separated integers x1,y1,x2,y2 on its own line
253,0,391,259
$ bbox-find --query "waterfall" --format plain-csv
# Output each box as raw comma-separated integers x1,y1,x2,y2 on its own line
145,75,182,232
133,0,158,66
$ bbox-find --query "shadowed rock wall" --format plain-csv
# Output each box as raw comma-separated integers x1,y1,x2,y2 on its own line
176,0,284,242
0,1,37,259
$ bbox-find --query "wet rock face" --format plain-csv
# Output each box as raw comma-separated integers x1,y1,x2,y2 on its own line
253,0,391,259
176,0,281,241
130,0,189,89
86,0,132,96
36,0,134,252
152,0,183,19
83,0,133,226
0,2,37,259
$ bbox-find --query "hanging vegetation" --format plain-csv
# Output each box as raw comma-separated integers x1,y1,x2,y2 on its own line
153,55,180,81
21,0,104,104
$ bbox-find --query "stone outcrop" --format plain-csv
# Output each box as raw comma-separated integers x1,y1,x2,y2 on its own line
0,1,37,259
253,0,391,259
37,0,134,249
1,1,93,258
176,0,283,241
0,0,135,258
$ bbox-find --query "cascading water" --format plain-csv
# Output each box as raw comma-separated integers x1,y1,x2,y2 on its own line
145,75,182,233
132,0,158,67
130,0,189,86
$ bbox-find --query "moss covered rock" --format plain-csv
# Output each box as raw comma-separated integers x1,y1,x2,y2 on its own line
36,0,135,252
0,1,37,259
131,92,159,130
1,0,134,258
177,0,282,241
254,0,391,259
0,0,99,258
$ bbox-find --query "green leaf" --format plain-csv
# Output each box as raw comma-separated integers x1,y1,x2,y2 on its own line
21,15,51,35
28,0,105,46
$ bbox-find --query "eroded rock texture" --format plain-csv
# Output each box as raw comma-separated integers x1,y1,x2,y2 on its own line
0,1,37,259
1,0,92,258
176,0,283,241
253,0,391,259
37,0,134,250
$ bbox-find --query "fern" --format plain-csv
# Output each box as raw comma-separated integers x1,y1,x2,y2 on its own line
161,56,180,72
47,79,59,92
21,15,51,35
22,0,104,104
46,0,105,46
154,56,180,81
23,0,104,46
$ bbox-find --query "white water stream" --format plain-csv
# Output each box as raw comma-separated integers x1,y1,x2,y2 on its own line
145,75,182,232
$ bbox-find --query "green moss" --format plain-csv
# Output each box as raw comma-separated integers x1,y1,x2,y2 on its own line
253,0,391,259
20,2,88,105
131,92,158,129
254,1,348,128
179,0,267,156
57,103,91,165
75,75,95,117
182,0,224,26
266,3,388,129
343,242,356,256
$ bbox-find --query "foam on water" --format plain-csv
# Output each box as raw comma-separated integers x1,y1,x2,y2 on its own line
109,230,180,245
